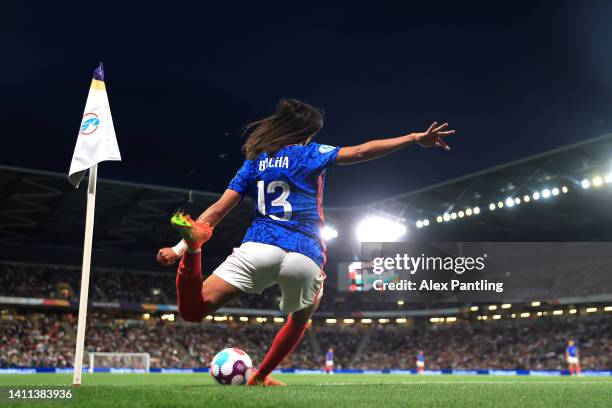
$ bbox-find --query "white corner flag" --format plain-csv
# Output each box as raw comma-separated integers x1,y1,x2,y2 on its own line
69,63,121,386
69,63,121,187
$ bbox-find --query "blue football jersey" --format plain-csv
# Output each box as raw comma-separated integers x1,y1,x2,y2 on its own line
566,345,577,357
227,142,341,266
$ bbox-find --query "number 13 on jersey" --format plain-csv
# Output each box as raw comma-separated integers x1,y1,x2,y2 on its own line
257,180,292,221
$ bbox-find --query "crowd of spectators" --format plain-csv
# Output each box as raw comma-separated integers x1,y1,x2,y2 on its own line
354,316,611,371
0,263,281,309
0,313,73,368
2,311,609,370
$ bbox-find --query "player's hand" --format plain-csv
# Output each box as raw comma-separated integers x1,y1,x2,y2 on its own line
413,122,455,151
157,247,179,266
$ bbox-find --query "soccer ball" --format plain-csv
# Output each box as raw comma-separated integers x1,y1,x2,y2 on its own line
210,347,253,385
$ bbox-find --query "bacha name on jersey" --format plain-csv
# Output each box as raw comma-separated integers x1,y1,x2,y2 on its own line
259,156,290,171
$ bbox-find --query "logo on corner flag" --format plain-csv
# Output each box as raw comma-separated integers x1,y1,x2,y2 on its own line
80,112,100,135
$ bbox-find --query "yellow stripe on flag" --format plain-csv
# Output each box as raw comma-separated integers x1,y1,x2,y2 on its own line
90,79,106,91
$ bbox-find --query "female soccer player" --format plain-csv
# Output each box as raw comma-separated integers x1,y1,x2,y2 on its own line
156,98,455,385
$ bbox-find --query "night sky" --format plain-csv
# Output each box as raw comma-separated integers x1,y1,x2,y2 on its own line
2,1,612,206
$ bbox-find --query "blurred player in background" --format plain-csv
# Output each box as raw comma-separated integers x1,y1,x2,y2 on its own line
566,340,581,375
157,98,455,386
416,350,425,374
324,348,334,374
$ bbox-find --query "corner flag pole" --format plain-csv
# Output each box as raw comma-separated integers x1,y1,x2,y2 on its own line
72,164,98,385
68,63,121,385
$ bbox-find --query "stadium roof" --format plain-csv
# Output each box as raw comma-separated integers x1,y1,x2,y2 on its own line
1,132,612,268
326,132,612,243
0,165,251,269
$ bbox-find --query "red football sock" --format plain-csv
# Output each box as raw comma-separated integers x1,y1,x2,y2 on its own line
258,315,307,376
176,250,214,322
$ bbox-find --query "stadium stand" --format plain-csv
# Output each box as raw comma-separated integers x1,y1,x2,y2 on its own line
1,310,610,370
1,135,612,372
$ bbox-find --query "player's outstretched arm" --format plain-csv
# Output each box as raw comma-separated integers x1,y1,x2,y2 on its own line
156,189,243,266
335,122,455,165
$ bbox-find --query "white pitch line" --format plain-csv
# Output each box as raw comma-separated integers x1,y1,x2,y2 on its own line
318,381,611,386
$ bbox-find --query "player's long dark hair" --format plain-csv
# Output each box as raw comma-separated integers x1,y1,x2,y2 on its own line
242,98,324,160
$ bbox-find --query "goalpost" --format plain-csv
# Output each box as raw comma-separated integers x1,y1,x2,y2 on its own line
88,352,151,373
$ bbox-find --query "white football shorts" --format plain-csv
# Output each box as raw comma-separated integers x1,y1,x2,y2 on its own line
213,242,325,313
567,356,579,364
416,361,425,368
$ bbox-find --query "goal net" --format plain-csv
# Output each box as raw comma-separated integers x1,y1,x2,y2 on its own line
88,352,151,373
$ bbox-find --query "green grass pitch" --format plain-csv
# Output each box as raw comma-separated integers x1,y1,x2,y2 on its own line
0,374,611,407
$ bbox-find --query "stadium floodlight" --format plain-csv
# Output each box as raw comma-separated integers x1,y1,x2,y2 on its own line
505,197,514,207
593,176,603,187
523,195,530,203
489,203,496,211
446,316,457,322
325,318,337,324
466,208,473,216
458,211,465,218
361,318,372,324
436,215,443,223
497,201,504,208
206,315,213,320
514,197,521,205
356,216,407,242
541,189,551,198
562,186,569,193
586,307,597,313
605,306,612,311
429,317,441,323
605,174,612,184
581,179,590,189
511,313,516,318
422,219,429,226
273,317,285,323
470,306,479,311
488,305,497,310
378,318,390,324
397,300,405,306
492,315,501,320
416,220,423,228
501,303,511,309
520,312,530,318
569,309,577,314
532,192,540,200
553,310,563,315
239,316,249,322
536,311,543,317
443,213,451,222
473,206,480,214
396,318,408,323
161,313,175,321
531,301,541,307
343,318,355,324
552,187,560,196
321,225,339,241
450,212,457,220
481,315,488,320
142,313,150,320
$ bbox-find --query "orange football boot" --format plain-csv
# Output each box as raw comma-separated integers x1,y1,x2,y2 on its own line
246,370,286,386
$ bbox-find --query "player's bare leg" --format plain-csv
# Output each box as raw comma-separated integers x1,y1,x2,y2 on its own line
247,299,320,386
172,212,242,321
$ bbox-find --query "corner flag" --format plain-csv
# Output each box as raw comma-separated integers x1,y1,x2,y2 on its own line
69,63,121,386
68,63,121,188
